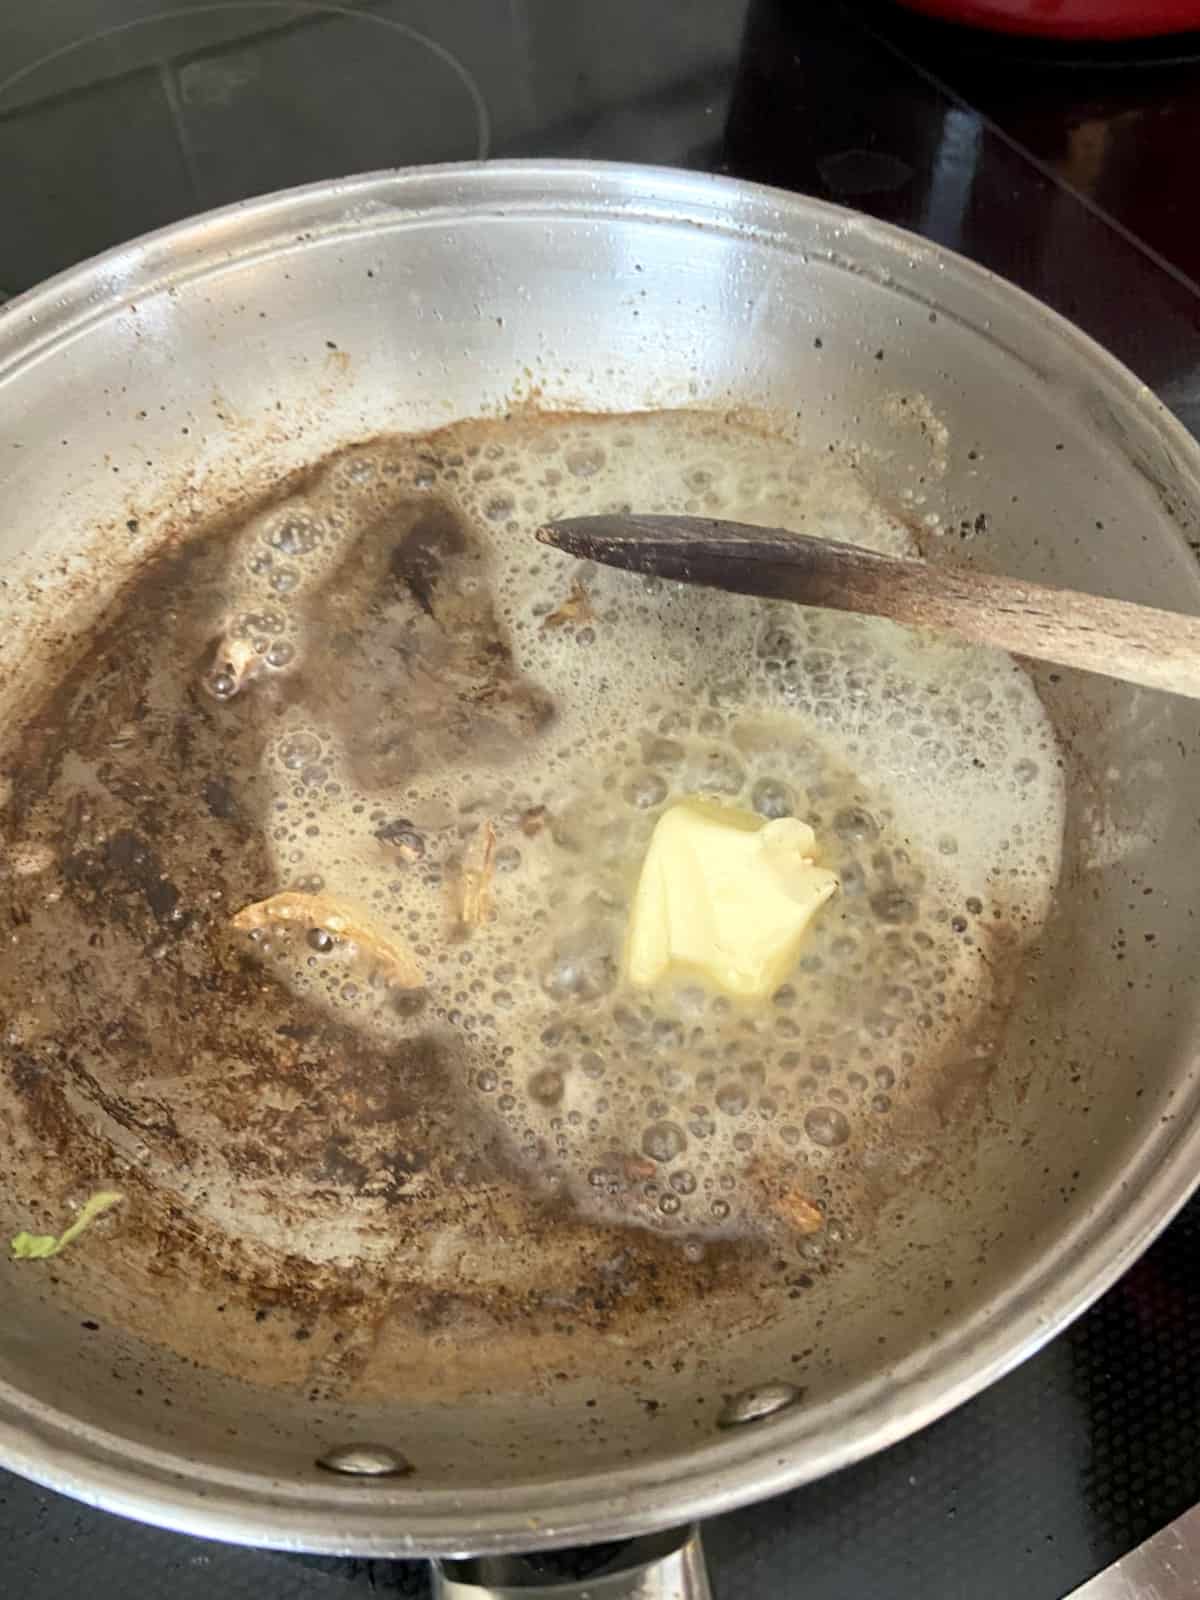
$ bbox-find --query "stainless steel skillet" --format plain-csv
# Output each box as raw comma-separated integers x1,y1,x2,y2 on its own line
0,163,1199,1597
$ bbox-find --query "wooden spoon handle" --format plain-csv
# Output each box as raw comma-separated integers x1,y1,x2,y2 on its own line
539,514,1200,700
781,530,1200,698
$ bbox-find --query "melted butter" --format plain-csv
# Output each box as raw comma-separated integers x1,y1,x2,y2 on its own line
0,409,1068,1252
200,410,1064,1242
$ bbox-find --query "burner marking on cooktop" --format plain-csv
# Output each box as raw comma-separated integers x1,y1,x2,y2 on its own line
0,2,491,161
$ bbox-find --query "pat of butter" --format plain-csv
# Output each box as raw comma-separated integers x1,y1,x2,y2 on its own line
625,799,838,999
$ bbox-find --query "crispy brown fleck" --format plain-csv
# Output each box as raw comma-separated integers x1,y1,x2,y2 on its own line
457,822,497,933
231,891,424,987
518,805,548,838
543,580,594,630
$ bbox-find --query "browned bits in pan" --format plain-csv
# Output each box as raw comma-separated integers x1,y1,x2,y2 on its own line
456,821,497,934
518,805,548,838
231,891,424,988
542,579,594,630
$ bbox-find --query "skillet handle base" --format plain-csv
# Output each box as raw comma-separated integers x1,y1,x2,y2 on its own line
432,1523,712,1600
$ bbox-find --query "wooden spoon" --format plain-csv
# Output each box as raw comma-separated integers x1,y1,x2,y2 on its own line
537,513,1200,701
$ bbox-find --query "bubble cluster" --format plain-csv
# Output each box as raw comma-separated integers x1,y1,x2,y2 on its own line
208,413,1064,1249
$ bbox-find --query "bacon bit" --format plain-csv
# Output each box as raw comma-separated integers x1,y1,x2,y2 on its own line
542,580,594,630
748,1161,824,1237
204,635,263,700
624,1154,657,1184
231,891,424,988
772,1189,824,1236
457,821,497,933
518,805,548,838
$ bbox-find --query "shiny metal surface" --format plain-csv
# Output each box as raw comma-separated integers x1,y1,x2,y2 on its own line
1,162,1200,1559
433,1528,712,1600
716,1384,805,1429
1066,1503,1200,1597
315,1444,413,1479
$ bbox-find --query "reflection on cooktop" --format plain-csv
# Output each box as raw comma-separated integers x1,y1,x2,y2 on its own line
0,0,744,296
0,0,504,293
861,0,1200,292
3,3,1200,1598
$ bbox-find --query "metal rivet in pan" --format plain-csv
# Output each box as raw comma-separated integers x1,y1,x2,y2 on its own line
316,1442,413,1477
717,1382,803,1428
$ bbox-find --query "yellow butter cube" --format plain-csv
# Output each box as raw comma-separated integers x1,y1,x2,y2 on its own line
624,799,839,999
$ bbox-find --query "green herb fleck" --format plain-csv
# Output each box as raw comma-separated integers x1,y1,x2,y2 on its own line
11,1190,123,1260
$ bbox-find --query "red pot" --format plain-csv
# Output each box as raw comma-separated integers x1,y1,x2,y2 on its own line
893,0,1200,38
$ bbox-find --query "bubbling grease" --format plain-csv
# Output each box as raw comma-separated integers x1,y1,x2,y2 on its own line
205,412,1065,1246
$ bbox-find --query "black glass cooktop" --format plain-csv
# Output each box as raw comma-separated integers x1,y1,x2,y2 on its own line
4,3,1200,1595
